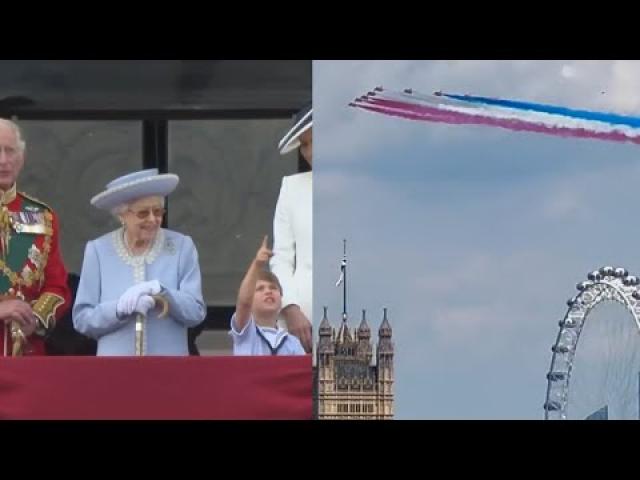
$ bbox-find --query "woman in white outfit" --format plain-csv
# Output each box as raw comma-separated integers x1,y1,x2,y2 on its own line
270,103,313,353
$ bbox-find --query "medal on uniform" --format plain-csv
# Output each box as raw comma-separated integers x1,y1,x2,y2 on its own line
0,206,11,260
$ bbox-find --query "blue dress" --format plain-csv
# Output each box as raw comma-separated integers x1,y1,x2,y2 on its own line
73,228,206,355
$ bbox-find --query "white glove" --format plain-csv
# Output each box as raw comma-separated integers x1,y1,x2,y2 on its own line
117,280,162,317
133,295,156,316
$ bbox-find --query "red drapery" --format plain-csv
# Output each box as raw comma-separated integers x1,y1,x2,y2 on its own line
0,356,312,420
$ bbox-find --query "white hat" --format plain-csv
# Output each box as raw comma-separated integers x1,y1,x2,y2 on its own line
278,103,312,155
91,168,179,211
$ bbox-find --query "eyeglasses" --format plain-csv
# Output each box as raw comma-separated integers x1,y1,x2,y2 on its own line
128,207,166,219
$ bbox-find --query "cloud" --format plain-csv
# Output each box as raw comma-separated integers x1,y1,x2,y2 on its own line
561,64,576,79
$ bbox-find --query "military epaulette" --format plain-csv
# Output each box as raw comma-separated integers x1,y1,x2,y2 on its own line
18,192,53,212
33,292,66,336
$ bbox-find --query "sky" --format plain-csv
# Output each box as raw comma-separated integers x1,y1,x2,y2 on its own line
313,60,640,419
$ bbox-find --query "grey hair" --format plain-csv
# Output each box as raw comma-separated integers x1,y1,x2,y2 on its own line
110,203,129,220
0,118,26,153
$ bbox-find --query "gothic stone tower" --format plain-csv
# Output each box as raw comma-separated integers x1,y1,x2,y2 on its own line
315,307,394,419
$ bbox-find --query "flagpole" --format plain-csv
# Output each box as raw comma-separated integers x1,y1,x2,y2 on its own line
342,239,347,323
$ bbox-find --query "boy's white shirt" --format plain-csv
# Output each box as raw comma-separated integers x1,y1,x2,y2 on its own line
229,313,305,356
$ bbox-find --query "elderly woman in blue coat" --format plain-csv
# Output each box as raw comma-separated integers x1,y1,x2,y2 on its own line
73,169,206,355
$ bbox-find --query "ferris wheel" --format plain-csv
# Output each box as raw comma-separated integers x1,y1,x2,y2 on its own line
544,266,640,420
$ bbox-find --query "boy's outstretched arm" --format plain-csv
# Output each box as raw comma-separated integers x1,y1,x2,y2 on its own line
235,235,273,331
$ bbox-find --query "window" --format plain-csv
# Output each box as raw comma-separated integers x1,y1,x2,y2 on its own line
168,119,296,306
18,121,142,274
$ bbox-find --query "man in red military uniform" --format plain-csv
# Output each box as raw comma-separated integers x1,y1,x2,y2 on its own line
0,118,70,356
